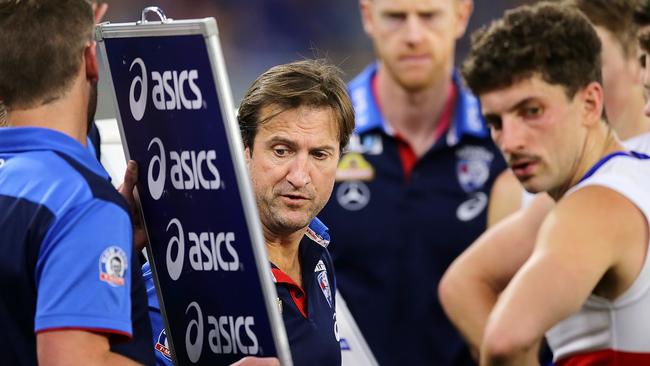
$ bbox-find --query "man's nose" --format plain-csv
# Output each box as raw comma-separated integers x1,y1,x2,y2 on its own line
405,15,425,45
286,153,311,188
495,118,526,155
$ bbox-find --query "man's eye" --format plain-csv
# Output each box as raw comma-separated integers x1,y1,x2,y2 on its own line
384,12,406,22
484,116,502,131
312,151,329,160
523,106,543,118
274,148,288,157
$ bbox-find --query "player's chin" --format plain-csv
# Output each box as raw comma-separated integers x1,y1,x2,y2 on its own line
520,178,547,194
275,210,314,231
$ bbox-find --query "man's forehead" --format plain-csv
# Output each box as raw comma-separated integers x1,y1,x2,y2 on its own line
257,104,338,141
480,76,556,114
372,0,452,11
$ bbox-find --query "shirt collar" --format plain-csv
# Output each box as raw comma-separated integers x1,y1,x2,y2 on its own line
305,217,330,248
348,63,489,144
0,126,110,180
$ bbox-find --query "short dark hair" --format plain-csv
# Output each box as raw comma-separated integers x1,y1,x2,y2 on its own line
568,0,638,57
0,0,94,109
238,59,355,152
462,2,602,100
634,0,650,26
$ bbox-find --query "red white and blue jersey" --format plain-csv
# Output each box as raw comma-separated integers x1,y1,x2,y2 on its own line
143,218,341,366
0,127,154,365
317,63,507,366
546,151,650,366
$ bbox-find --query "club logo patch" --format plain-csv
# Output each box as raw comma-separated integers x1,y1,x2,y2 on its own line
99,246,128,287
155,329,172,360
456,146,494,193
318,271,333,308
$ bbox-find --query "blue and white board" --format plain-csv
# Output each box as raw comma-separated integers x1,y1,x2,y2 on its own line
96,12,292,366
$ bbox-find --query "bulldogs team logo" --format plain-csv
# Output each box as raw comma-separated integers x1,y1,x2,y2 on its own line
99,246,128,287
155,329,172,360
317,270,333,308
456,146,493,193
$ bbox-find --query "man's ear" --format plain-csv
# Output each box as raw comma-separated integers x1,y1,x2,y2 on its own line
85,41,99,83
454,0,474,40
580,81,605,126
244,146,252,166
359,0,374,37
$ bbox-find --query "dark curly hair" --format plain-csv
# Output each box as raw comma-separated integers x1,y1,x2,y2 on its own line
634,0,650,26
462,2,602,100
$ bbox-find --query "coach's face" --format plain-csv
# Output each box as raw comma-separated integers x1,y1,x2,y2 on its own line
245,105,340,236
479,75,601,198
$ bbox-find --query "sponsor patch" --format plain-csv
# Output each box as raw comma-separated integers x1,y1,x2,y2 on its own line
99,246,128,287
335,153,375,182
456,192,488,222
314,259,327,273
336,181,371,211
155,329,172,360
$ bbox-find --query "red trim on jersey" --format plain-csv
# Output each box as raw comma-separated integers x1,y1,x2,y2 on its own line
557,349,650,366
394,134,418,179
35,327,132,342
272,267,308,318
372,74,457,180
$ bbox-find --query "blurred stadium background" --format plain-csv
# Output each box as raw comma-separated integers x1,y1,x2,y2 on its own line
96,0,529,119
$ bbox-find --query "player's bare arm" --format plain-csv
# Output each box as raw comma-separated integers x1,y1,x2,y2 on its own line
439,194,553,356
480,185,648,366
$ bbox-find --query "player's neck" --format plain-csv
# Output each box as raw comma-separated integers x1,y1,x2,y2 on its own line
7,75,89,145
609,89,650,141
551,123,622,201
264,226,305,286
375,66,453,155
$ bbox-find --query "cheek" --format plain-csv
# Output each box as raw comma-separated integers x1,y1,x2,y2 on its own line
313,163,338,190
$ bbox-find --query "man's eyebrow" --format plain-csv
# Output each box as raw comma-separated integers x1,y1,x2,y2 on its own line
265,136,337,152
508,97,537,113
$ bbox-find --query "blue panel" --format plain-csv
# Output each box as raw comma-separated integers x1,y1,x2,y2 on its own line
104,34,277,365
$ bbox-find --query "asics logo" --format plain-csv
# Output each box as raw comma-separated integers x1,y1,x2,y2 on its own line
128,58,203,121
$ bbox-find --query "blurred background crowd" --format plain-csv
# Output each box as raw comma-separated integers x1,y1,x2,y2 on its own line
96,0,529,118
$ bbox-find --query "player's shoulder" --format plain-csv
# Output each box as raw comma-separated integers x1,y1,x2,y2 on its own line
552,185,642,236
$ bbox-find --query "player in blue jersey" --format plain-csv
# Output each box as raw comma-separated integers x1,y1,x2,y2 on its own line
143,60,355,366
0,0,153,365
315,0,507,365
441,3,650,365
